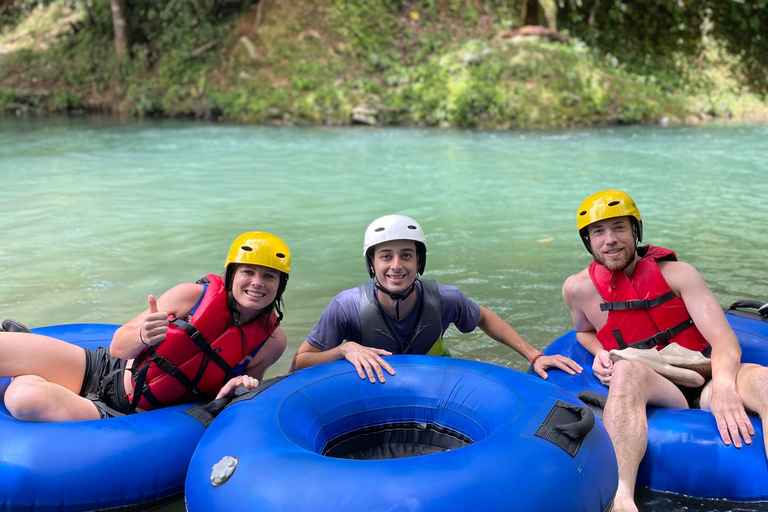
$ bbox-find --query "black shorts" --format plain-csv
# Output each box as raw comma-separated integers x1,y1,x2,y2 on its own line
679,376,712,409
80,347,132,418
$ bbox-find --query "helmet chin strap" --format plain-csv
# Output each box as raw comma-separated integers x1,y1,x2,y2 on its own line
617,247,638,272
374,279,418,320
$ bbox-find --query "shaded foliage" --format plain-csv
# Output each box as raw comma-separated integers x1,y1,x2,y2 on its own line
556,0,705,60
1,0,59,25
84,0,246,55
708,0,768,93
556,0,768,94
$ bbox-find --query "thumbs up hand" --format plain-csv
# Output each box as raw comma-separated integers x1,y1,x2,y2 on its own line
140,294,169,347
148,294,159,314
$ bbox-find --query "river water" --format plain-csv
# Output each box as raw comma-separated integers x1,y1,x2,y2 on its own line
1,116,767,511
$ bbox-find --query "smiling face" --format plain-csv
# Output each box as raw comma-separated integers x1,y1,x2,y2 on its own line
371,239,419,293
231,264,281,316
587,216,638,271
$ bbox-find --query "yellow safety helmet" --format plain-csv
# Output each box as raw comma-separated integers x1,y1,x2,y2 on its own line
577,190,642,254
225,232,291,275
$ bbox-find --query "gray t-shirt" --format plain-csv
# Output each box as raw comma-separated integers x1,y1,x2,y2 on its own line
306,280,482,352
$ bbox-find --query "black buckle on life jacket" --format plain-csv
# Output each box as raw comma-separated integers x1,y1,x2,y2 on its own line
614,318,695,350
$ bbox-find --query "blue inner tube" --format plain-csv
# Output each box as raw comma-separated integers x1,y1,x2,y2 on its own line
542,310,768,502
0,324,206,512
185,355,618,512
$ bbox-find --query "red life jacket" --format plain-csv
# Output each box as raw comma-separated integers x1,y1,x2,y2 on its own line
589,245,709,353
127,274,276,411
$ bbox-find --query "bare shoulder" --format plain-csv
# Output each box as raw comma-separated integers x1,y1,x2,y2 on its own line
562,267,601,331
657,260,707,293
262,326,287,362
161,282,205,301
562,268,592,303
246,326,287,374
158,282,206,316
270,326,288,349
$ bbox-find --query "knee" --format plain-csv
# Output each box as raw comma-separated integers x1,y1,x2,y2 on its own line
745,364,768,388
609,360,653,403
611,360,652,388
740,364,768,410
4,377,49,421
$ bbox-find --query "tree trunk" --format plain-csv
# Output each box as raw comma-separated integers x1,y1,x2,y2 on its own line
524,0,539,26
110,0,129,62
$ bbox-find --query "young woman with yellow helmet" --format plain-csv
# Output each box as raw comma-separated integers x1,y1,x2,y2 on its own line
0,232,290,421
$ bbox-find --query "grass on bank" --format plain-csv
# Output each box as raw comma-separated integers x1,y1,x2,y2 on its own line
0,0,765,128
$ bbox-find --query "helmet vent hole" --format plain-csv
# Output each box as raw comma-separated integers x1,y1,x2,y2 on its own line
240,246,253,252
276,253,286,259
407,225,417,230
374,227,385,232
579,211,587,216
608,201,621,207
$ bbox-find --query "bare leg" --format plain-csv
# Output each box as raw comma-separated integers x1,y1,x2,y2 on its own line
0,332,89,391
605,360,689,512
0,332,100,421
5,376,100,421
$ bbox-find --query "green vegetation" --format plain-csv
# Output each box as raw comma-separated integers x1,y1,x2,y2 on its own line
0,0,765,127
557,0,768,95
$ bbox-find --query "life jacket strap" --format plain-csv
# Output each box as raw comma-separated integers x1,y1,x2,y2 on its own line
600,290,677,311
128,348,210,413
614,317,695,350
169,317,234,376
127,360,152,414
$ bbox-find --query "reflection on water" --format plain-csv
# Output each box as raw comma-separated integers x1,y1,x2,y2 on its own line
2,117,768,512
637,489,768,512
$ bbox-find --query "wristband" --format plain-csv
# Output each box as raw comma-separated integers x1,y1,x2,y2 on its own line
139,327,150,347
531,352,545,366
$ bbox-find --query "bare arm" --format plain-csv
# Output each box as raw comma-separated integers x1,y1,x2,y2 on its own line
294,340,346,370
110,283,204,360
243,327,288,381
671,263,741,382
563,273,612,385
666,261,753,446
215,327,288,400
476,306,582,379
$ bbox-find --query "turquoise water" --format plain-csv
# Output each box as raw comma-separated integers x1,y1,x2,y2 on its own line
2,116,766,374
2,117,767,511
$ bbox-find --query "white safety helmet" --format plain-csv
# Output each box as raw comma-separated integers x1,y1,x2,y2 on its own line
363,215,427,277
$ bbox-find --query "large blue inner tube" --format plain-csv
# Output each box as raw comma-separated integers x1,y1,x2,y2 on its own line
542,311,768,502
0,324,206,512
185,355,618,512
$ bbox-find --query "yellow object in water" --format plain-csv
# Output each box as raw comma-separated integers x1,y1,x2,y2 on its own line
537,237,554,243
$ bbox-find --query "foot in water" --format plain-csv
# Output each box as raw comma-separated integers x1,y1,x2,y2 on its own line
1,319,31,333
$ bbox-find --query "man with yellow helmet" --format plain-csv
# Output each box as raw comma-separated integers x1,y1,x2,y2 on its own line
293,214,582,383
0,232,290,421
563,190,768,512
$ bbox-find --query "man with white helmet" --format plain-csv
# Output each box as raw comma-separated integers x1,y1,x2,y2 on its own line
293,215,582,383
563,190,768,512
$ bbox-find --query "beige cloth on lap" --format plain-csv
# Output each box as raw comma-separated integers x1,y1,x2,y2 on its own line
609,344,711,388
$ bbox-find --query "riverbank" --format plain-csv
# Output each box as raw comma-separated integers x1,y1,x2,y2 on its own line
1,1,767,128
